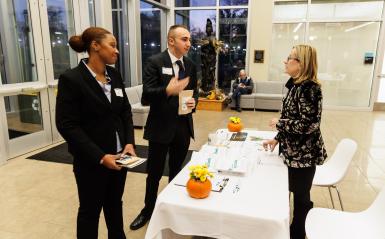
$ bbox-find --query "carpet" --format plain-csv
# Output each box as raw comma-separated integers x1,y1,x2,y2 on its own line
27,143,192,176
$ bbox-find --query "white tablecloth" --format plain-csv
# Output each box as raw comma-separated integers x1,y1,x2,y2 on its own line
145,130,290,239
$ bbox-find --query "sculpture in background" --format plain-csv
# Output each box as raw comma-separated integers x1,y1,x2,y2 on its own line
199,19,223,98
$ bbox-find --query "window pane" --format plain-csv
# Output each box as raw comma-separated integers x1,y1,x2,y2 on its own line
152,0,167,4
175,10,216,77
5,93,44,140
378,77,385,102
112,11,123,76
0,0,38,84
141,1,163,74
309,1,383,20
111,0,124,9
89,0,96,26
269,23,305,82
273,1,307,21
220,0,248,6
46,0,77,79
175,0,216,7
381,51,385,102
0,31,6,84
111,0,131,85
309,22,380,107
218,8,248,90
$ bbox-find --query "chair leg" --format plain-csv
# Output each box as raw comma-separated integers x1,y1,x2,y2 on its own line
334,185,344,211
328,186,335,209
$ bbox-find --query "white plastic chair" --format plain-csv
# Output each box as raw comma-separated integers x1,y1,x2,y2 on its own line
305,186,385,239
312,138,357,211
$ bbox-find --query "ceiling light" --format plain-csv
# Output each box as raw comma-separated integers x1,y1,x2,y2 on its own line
345,22,375,32
293,23,303,33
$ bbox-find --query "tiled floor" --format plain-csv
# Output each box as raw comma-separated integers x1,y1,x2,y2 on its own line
0,108,384,239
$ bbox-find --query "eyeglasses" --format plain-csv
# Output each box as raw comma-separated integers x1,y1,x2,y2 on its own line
287,56,300,62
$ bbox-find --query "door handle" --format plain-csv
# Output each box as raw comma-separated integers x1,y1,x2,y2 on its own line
21,85,47,95
0,53,4,66
21,88,40,95
48,82,58,88
22,85,48,93
0,84,48,95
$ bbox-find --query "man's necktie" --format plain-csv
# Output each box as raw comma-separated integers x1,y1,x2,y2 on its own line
175,60,186,80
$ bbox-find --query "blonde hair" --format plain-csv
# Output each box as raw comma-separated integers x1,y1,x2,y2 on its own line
293,44,321,85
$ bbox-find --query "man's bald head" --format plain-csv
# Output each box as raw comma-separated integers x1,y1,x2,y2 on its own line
167,25,191,58
167,25,189,39
239,69,247,79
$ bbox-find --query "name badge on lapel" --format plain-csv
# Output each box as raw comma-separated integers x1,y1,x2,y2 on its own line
114,88,123,97
162,67,173,75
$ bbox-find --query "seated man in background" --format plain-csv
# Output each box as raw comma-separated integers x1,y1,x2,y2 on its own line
232,69,253,112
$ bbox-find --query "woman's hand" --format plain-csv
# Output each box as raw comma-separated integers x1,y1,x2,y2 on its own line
122,144,136,157
269,118,279,130
101,154,121,170
263,139,278,152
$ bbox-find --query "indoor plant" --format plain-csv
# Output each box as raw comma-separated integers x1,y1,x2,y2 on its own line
186,164,214,199
227,116,243,132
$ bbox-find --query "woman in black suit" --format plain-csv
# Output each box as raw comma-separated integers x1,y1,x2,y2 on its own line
56,27,136,239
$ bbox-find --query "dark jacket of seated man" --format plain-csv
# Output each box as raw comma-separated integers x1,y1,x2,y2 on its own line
232,70,253,111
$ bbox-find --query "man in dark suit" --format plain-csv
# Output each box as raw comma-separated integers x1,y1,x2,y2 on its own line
232,69,253,112
130,25,198,230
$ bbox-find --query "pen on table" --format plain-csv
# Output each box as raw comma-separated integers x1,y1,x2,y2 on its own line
219,178,229,192
174,183,186,187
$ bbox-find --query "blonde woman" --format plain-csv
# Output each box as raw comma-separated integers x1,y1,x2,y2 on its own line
263,45,327,239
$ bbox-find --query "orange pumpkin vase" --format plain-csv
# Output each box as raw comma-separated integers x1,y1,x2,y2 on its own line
227,122,243,132
186,178,212,199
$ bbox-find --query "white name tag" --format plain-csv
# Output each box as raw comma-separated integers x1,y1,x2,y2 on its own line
162,67,173,75
114,88,123,97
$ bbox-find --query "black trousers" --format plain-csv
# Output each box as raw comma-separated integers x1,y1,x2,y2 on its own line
288,166,316,239
141,117,191,217
232,87,249,108
74,164,127,239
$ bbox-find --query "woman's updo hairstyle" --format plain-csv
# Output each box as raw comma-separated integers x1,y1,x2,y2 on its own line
68,27,111,53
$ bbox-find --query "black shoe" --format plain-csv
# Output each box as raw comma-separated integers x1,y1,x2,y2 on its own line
236,107,242,112
130,213,150,230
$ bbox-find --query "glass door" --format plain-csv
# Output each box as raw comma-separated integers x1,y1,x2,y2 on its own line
0,0,52,158
0,0,85,160
376,17,385,104
38,0,78,143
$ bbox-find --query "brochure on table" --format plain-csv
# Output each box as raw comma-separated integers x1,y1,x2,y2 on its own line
198,145,254,174
173,130,283,192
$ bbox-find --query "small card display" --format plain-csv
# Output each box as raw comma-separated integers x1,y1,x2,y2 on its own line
116,155,147,168
178,90,193,115
230,132,248,141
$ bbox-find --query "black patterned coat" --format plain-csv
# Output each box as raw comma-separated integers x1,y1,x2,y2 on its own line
275,78,327,168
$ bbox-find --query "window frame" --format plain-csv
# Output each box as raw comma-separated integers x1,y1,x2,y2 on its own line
173,0,250,90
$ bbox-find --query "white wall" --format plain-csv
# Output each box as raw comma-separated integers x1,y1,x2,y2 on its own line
247,0,274,81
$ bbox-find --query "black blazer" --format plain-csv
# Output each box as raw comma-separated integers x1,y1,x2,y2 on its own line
232,77,253,94
142,50,198,144
56,60,135,168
